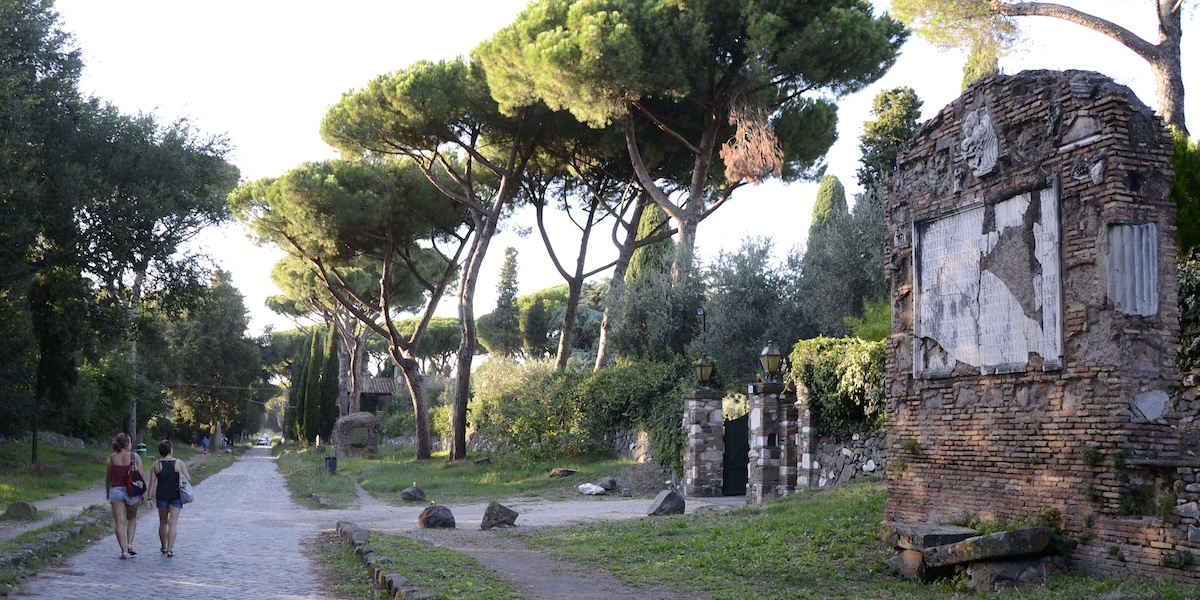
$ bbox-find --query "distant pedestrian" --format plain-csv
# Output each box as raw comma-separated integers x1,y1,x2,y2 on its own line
201,436,209,454
105,432,144,559
146,439,191,557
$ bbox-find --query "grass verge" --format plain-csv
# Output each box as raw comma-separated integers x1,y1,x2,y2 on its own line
274,442,637,507
526,479,1200,600
0,444,112,504
0,505,110,595
366,534,522,600
339,445,641,505
305,531,380,599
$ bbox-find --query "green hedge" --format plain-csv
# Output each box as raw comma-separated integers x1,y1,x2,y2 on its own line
787,337,885,437
468,357,689,471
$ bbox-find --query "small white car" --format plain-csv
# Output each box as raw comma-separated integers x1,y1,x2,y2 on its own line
257,434,270,446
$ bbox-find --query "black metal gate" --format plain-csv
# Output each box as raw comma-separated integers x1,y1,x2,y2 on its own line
722,413,749,496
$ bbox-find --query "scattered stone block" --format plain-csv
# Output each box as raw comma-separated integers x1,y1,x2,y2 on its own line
923,527,1052,568
549,468,577,478
648,490,685,516
481,501,519,530
964,557,1065,592
474,457,491,466
401,485,426,503
4,501,37,520
881,522,977,550
417,505,456,529
595,476,618,490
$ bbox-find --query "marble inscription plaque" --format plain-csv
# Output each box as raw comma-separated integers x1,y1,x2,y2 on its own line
913,182,1062,377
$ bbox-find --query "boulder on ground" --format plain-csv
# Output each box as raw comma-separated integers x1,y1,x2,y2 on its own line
401,485,426,502
648,490,685,516
4,501,37,520
578,483,606,495
595,476,618,490
481,501,519,530
417,505,456,529
549,468,577,478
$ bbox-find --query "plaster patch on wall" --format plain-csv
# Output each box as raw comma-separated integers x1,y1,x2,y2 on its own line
913,182,1062,377
1132,389,1169,422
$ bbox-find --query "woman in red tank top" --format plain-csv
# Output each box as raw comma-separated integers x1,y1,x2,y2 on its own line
105,433,143,559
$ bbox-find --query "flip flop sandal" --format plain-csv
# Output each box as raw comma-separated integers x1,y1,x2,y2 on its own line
120,553,128,560
127,548,137,556
166,551,174,558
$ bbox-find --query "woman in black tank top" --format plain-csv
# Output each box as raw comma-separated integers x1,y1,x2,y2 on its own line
147,439,192,557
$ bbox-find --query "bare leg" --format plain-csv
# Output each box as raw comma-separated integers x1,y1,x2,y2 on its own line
109,502,128,557
165,505,181,554
124,502,139,553
157,507,170,552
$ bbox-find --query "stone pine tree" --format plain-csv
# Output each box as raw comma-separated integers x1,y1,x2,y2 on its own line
892,0,1189,133
477,0,907,277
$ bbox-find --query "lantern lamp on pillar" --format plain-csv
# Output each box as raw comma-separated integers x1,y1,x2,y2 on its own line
694,353,714,383
759,340,782,382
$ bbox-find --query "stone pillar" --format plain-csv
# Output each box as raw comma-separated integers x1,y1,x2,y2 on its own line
794,382,815,489
682,388,725,497
748,382,798,504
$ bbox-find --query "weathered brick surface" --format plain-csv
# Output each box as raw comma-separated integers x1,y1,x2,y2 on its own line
884,70,1195,582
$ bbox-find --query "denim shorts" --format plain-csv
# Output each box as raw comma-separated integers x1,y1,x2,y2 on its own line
156,499,183,510
108,486,140,506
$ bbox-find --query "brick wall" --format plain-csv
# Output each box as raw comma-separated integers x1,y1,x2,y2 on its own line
883,70,1195,580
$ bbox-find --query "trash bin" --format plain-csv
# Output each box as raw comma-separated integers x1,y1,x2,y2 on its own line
136,442,147,459
325,456,337,475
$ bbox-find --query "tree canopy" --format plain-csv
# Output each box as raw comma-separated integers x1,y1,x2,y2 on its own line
477,0,907,273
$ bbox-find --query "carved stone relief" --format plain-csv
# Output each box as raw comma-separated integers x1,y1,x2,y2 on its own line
960,109,999,177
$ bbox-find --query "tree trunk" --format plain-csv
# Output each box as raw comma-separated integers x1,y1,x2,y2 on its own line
995,0,1187,133
555,279,584,370
451,208,501,461
393,350,431,459
1152,0,1185,133
594,192,653,370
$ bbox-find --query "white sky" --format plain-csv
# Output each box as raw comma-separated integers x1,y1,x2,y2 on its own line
53,0,1197,335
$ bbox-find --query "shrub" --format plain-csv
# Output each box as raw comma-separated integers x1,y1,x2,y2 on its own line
1181,256,1200,370
574,358,690,473
469,358,586,459
787,337,885,437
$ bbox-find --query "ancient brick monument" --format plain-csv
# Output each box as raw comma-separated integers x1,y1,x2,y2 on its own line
883,70,1198,580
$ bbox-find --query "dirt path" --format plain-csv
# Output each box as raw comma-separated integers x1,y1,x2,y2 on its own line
338,477,738,599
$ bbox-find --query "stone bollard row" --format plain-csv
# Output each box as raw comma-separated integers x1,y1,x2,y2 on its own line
335,521,440,600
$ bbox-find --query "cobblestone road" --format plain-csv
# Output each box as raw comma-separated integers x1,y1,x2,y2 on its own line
14,447,323,599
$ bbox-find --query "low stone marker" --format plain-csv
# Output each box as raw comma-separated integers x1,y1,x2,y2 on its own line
401,484,426,502
4,501,37,520
595,476,618,491
417,505,455,529
647,490,685,516
481,501,519,530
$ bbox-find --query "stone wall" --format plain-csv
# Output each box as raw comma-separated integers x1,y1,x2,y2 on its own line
811,430,886,488
884,70,1194,580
